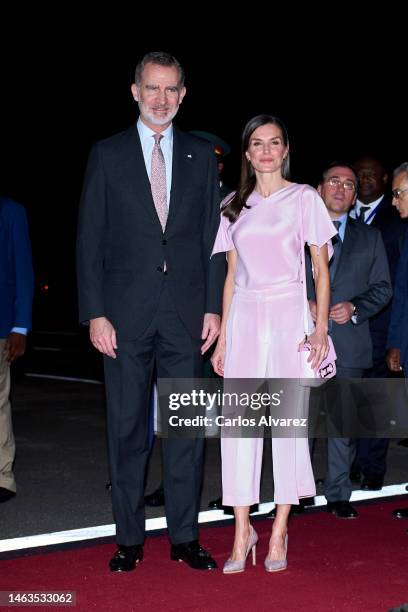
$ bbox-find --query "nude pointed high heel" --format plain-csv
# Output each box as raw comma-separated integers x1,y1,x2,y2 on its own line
264,533,288,572
223,526,258,574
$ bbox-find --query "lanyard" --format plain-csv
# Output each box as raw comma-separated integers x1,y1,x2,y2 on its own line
358,206,377,224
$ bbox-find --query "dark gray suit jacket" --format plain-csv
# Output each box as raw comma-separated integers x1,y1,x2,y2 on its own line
308,218,392,369
77,124,225,341
364,195,407,361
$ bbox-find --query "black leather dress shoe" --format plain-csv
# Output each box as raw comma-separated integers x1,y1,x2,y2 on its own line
208,496,258,515
326,501,358,519
360,475,383,491
109,545,143,572
392,507,408,519
144,486,165,507
267,504,306,519
208,496,223,509
171,540,218,570
0,487,16,503
267,496,314,518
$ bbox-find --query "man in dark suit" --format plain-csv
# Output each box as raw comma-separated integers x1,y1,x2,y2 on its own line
386,162,408,521
0,196,34,503
77,52,225,571
310,162,392,518
350,156,406,490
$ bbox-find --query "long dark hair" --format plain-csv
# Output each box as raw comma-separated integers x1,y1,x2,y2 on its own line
222,114,290,223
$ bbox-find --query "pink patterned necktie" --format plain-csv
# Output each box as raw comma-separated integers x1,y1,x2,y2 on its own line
151,133,168,231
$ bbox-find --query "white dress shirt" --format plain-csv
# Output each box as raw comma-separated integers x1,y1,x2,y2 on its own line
137,119,173,207
350,195,384,224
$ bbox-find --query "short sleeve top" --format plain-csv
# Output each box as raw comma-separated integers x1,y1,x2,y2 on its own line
211,183,336,290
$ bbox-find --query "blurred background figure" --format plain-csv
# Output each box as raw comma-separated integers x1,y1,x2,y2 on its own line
190,131,231,379
189,131,232,200
386,162,408,522
350,156,406,491
191,131,236,513
0,196,34,503
145,131,232,510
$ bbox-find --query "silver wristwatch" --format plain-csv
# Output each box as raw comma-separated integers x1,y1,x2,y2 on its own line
351,304,358,325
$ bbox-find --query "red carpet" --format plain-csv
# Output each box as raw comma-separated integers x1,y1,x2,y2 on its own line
1,501,407,611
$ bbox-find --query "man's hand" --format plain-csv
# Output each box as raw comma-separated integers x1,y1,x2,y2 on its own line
386,348,402,372
90,317,117,358
329,301,355,325
5,332,27,363
201,313,221,354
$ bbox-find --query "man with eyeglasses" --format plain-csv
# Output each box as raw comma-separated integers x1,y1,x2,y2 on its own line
390,163,408,220
350,157,406,493
386,163,408,523
308,162,391,519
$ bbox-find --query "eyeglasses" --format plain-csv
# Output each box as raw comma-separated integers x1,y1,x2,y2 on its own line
392,187,408,200
326,177,356,191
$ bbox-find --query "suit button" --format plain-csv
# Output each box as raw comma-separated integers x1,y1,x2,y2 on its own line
162,239,167,245
157,266,163,272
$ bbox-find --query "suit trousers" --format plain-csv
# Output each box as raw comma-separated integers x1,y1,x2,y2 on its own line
0,339,16,492
103,281,204,546
323,367,364,502
355,359,391,478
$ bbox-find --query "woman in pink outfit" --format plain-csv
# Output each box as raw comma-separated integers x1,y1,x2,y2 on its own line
211,115,336,573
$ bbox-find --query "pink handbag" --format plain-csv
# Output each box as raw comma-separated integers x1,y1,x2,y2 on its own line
298,186,337,386
299,339,337,381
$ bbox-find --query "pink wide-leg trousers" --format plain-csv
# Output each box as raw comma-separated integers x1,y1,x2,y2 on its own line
221,285,316,506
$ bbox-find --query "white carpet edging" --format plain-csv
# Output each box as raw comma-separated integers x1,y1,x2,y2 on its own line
1,482,407,553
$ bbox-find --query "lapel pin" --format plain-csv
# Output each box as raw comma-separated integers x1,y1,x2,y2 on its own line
187,154,192,158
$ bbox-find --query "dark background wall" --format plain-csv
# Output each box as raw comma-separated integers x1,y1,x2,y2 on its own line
1,19,406,330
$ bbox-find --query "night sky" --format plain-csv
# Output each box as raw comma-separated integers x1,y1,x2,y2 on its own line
2,22,406,328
